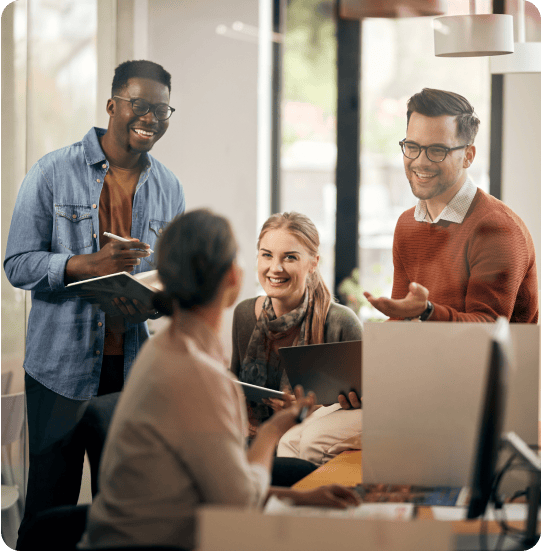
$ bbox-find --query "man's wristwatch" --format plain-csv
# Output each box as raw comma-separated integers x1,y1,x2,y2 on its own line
419,300,434,321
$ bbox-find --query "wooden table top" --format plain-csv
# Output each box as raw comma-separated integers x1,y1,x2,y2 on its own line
292,449,534,535
294,422,541,492
293,450,363,490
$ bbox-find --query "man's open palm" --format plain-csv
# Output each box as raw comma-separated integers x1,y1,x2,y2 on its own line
364,281,429,319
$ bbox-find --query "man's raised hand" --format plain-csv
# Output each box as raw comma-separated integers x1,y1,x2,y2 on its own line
364,281,429,319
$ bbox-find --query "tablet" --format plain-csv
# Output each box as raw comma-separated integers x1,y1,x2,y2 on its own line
235,381,286,403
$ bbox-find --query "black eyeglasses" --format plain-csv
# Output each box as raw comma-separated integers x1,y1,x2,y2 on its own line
399,139,470,163
113,96,175,121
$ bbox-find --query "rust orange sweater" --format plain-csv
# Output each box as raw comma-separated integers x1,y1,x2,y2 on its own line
391,188,538,323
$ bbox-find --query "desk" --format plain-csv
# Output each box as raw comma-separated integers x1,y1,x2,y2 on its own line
292,449,535,544
293,450,362,490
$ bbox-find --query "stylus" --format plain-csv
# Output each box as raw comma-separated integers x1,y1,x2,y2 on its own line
103,232,154,253
296,405,309,424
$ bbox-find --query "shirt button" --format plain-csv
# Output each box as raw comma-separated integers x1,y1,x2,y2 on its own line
96,179,101,183
98,322,103,327
95,350,100,355
158,228,163,234
93,233,97,238
102,164,107,169
72,214,77,219
92,204,97,209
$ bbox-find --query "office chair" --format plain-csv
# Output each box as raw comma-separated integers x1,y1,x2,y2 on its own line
17,503,89,551
16,503,188,551
1,391,26,548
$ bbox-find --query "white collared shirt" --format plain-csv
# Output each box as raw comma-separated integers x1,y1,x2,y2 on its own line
414,176,477,224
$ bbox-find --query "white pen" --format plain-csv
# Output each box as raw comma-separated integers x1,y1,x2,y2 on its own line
103,232,154,253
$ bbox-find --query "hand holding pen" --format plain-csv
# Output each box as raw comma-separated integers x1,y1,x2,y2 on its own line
103,232,155,268
65,231,154,283
103,232,154,253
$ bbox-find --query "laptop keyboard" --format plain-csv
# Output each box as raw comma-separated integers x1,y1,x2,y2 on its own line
354,484,466,506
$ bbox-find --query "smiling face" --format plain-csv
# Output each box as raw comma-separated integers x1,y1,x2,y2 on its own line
257,227,318,311
107,77,170,157
404,112,475,204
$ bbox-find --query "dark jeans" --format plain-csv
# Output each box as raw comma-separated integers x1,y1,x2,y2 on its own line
271,457,318,487
17,356,124,548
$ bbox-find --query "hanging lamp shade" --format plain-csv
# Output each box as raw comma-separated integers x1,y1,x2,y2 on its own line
434,14,514,57
339,0,447,19
490,0,541,73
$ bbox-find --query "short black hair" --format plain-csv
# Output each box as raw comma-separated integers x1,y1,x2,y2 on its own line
111,60,172,97
407,88,480,144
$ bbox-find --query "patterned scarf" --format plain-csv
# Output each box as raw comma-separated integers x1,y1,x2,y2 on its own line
239,291,314,432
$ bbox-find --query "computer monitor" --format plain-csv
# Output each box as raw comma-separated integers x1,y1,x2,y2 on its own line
466,317,512,520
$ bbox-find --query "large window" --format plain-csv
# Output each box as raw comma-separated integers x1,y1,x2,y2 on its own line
24,0,98,165
2,0,98,388
1,1,99,540
281,0,337,290
281,1,491,320
358,15,490,320
1,2,99,535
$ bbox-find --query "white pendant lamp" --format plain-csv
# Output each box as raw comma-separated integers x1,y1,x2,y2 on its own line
339,0,447,19
490,0,541,73
434,0,514,57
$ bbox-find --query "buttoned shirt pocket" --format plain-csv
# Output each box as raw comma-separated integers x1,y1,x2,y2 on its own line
55,204,93,252
148,219,169,249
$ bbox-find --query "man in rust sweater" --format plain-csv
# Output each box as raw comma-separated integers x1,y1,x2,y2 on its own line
365,88,538,323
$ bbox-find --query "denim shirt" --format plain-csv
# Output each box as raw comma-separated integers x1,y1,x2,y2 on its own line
4,127,185,400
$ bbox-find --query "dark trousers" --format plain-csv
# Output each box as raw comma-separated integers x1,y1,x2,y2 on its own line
271,457,318,487
17,356,124,548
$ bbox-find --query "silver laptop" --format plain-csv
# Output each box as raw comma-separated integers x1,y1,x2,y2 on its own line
361,321,539,493
279,340,362,405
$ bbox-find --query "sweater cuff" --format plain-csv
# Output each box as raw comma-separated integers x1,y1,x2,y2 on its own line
427,302,449,322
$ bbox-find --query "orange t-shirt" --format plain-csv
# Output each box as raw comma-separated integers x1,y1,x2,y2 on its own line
99,164,141,355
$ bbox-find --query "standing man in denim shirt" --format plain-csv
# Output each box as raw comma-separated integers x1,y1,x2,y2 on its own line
4,60,185,545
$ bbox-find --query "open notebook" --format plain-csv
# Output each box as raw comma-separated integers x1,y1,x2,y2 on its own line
66,270,162,315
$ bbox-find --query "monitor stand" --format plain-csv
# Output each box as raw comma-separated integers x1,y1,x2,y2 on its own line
502,431,541,548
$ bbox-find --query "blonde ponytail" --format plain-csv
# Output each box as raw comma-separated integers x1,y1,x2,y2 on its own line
307,269,332,344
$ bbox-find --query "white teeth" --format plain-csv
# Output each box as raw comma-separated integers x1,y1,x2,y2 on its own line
270,278,287,283
134,129,154,137
415,172,435,179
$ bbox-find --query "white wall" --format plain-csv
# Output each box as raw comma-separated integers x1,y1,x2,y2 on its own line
146,0,261,358
501,73,541,290
501,73,541,420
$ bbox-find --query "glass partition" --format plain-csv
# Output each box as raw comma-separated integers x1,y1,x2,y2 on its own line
1,0,97,391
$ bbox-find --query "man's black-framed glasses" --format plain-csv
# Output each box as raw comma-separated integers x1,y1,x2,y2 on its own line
113,96,175,121
399,139,470,163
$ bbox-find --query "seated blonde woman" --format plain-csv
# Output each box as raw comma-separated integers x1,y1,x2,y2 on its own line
231,212,363,467
79,209,359,551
